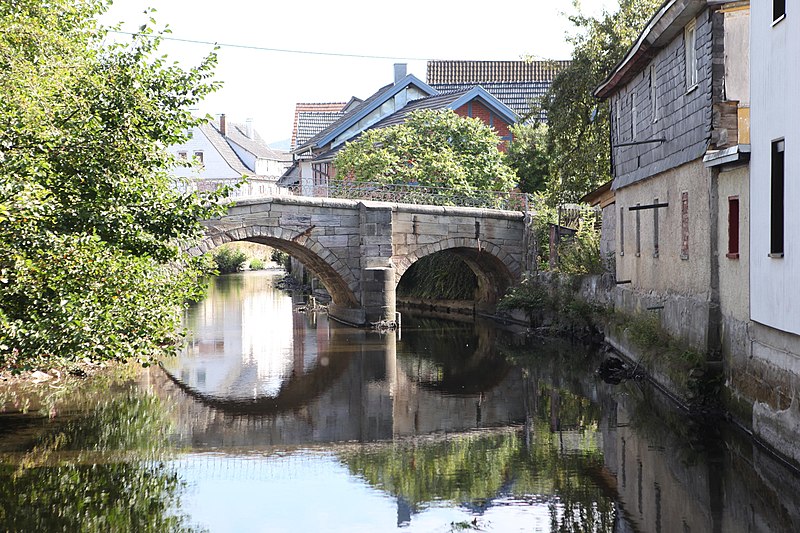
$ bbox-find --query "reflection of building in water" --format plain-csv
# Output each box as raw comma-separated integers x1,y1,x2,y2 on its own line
171,272,301,399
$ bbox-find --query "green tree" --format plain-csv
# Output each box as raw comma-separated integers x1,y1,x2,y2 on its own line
333,109,517,195
0,0,222,369
541,0,662,204
505,122,550,194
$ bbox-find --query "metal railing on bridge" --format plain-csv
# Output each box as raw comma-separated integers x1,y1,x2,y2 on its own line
289,179,534,212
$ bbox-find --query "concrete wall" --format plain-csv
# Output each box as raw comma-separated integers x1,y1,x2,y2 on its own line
615,159,712,349
717,164,750,360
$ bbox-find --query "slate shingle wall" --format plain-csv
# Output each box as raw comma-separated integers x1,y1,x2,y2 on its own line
611,10,715,189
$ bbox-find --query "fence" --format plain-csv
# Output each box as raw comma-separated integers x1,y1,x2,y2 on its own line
290,179,533,212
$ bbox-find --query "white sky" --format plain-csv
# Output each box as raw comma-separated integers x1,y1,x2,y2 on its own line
101,0,619,147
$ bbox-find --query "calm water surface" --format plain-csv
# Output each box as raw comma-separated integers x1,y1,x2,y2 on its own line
2,270,800,532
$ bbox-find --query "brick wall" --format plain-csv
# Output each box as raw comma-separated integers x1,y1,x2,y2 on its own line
455,101,512,152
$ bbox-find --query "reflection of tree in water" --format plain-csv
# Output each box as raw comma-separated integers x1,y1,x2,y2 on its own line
397,316,511,394
340,418,615,531
0,389,203,532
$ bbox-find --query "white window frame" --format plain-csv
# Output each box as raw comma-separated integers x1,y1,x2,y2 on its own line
650,64,658,122
685,19,698,91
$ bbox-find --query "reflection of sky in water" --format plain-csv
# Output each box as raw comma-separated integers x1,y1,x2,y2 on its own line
166,271,317,399
176,451,556,533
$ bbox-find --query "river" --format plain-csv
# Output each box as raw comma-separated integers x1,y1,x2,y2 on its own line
1,269,800,532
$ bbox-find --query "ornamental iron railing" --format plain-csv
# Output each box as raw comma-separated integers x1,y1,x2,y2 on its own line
290,179,533,212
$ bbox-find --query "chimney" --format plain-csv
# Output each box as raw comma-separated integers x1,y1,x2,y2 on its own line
394,63,407,83
246,118,254,139
219,114,227,136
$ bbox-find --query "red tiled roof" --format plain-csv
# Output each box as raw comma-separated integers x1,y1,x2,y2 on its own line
291,102,347,150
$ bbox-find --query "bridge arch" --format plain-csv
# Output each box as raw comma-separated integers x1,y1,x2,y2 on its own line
394,237,523,308
193,225,360,308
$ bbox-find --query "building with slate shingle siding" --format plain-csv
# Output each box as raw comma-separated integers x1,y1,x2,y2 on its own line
594,1,750,369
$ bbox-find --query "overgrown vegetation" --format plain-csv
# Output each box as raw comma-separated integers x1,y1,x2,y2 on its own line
498,274,604,338
607,310,718,407
397,253,477,300
0,0,222,371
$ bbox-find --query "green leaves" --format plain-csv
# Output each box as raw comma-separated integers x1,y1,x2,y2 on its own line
0,0,221,368
334,109,517,195
537,0,663,204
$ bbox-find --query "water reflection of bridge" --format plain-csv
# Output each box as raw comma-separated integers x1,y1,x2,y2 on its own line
148,318,526,448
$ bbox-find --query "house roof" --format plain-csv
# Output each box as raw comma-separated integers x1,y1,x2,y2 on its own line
431,81,552,119
311,86,519,164
290,102,347,150
295,74,438,153
427,60,571,84
197,121,252,176
372,86,519,129
427,60,570,119
594,0,706,99
215,118,291,163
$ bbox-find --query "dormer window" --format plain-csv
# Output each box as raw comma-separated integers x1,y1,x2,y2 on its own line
685,19,698,91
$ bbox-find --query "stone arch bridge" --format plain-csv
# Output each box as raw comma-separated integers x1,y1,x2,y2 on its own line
188,196,534,326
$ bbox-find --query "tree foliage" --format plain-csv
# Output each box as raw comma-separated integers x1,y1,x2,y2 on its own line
333,109,517,194
505,122,550,194
541,0,663,204
0,0,222,369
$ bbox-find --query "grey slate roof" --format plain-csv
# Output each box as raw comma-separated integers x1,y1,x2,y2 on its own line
431,81,551,119
426,60,570,121
217,119,291,163
426,60,570,83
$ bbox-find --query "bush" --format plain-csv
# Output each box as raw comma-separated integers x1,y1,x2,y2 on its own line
213,248,248,274
249,258,265,270
270,249,289,268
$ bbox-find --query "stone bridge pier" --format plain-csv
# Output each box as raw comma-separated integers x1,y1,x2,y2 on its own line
189,196,533,326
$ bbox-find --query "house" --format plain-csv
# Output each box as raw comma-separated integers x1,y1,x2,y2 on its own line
593,1,750,366
170,115,292,198
285,64,519,196
426,59,570,121
739,0,800,463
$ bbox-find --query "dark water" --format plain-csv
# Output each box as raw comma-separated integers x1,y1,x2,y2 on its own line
1,270,800,532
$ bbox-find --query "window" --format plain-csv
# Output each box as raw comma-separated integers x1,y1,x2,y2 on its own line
650,64,658,122
727,196,740,259
635,204,641,257
619,206,625,256
774,0,786,23
193,151,204,164
770,139,785,257
178,151,188,160
685,19,698,90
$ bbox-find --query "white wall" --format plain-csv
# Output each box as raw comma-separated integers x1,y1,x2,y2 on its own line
169,126,241,180
750,4,800,334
